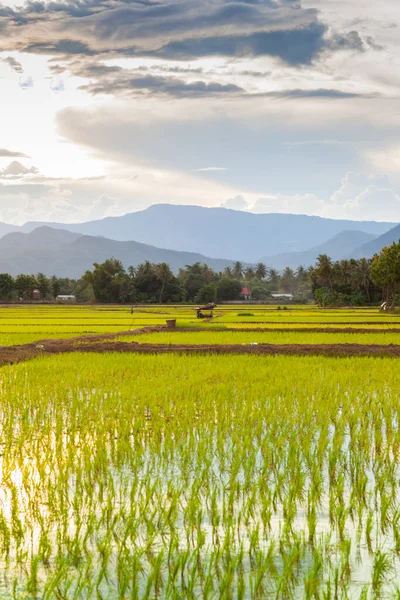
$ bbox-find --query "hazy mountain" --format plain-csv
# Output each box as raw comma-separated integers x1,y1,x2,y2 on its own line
0,227,81,259
261,230,378,270
350,224,400,259
21,204,394,262
0,227,240,278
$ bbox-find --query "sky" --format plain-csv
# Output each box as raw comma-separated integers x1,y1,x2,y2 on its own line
0,0,400,224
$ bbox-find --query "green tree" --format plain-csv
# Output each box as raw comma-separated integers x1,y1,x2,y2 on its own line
36,273,50,302
0,273,14,301
155,262,174,303
15,274,37,300
216,278,242,301
85,258,130,303
268,269,280,288
371,241,400,307
355,258,372,303
255,262,267,280
50,276,61,300
315,254,333,290
232,261,243,280
281,267,296,294
196,284,217,303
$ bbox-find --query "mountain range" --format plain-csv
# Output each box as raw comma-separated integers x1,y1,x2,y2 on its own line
0,205,398,277
20,204,393,263
0,227,238,278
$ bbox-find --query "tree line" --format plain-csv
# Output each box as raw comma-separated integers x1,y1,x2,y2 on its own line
311,241,400,308
0,239,399,306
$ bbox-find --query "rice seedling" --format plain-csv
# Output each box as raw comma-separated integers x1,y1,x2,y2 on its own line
0,352,398,596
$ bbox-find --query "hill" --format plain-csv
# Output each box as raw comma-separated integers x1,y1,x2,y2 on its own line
0,227,240,278
21,204,394,262
261,230,377,270
350,224,400,259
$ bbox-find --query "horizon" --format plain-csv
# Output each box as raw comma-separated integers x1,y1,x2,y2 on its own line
1,0,400,224
1,202,399,229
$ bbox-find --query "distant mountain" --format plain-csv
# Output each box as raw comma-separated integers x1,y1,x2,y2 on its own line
350,224,400,259
0,227,240,278
261,230,378,270
0,227,81,259
21,204,394,262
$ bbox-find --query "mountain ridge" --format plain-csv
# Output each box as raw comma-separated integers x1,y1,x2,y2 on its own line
19,204,394,263
0,226,242,278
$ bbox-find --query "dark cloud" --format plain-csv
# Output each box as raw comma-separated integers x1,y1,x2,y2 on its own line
0,149,30,158
80,73,243,97
143,22,328,65
24,40,95,55
0,0,363,67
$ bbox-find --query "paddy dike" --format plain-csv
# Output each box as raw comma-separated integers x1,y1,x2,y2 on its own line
1,325,400,367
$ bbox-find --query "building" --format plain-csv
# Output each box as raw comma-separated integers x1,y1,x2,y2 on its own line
271,293,293,300
241,287,252,300
56,295,76,303
32,289,41,301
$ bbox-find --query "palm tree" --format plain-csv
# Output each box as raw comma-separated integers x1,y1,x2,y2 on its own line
268,268,279,288
155,262,173,303
281,267,295,294
233,261,243,280
244,267,255,282
255,262,267,280
355,258,372,302
336,259,352,287
201,264,214,283
315,254,333,290
224,266,233,278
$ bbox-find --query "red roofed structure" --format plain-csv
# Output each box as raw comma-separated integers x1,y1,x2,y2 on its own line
241,287,252,299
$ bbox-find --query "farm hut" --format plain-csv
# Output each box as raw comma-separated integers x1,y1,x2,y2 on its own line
241,287,252,300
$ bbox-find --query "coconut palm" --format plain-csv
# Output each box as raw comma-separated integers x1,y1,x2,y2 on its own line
233,261,243,279
315,254,333,290
355,258,372,302
268,268,280,287
255,262,267,280
155,262,173,304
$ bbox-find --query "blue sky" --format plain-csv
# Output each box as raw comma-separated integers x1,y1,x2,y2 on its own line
0,0,399,223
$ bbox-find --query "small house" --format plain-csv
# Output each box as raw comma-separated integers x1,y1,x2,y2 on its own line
56,295,76,303
241,287,252,300
32,289,41,301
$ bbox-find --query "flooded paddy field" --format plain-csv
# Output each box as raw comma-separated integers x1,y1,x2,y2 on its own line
0,305,399,597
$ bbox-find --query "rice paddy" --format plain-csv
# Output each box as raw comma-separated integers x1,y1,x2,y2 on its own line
0,303,400,597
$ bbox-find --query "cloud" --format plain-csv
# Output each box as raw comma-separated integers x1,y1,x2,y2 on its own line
221,194,249,210
0,161,38,177
79,73,243,97
331,172,389,206
254,172,400,222
0,0,368,67
1,56,23,73
345,185,400,221
0,149,29,158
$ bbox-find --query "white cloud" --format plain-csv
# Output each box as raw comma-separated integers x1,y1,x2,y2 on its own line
221,195,249,210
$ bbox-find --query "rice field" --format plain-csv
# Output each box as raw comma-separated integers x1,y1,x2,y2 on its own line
116,330,400,346
0,304,400,597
